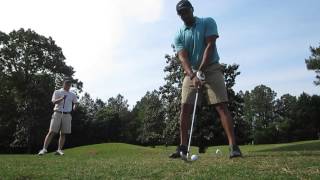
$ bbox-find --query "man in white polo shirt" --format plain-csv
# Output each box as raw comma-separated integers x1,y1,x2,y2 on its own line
38,79,78,155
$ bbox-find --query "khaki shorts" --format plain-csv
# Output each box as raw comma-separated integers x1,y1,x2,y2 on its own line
49,112,72,134
181,63,228,105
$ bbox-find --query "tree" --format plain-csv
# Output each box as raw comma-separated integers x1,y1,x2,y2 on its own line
67,104,92,147
243,85,278,144
66,93,105,147
245,85,275,144
0,28,82,152
159,51,184,145
79,93,100,120
274,94,297,142
134,91,165,146
0,71,17,152
289,93,320,141
88,94,130,143
91,107,121,142
106,94,129,113
305,43,320,85
106,94,131,142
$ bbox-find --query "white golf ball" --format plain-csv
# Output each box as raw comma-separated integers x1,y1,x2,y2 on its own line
191,154,198,161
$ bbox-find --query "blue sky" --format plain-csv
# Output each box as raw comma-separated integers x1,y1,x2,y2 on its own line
1,0,319,106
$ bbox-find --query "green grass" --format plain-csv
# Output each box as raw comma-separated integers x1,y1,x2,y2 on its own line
1,140,320,179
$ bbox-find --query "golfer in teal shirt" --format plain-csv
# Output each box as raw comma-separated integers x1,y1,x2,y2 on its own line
174,16,220,69
170,0,242,160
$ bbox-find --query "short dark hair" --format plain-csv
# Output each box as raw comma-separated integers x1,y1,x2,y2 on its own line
63,78,72,84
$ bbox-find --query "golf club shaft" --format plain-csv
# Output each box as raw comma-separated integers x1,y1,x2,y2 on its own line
187,89,199,159
62,99,65,115
62,97,65,110
60,97,66,131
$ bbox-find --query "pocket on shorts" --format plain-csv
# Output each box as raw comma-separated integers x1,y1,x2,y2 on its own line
182,76,192,88
204,63,221,74
51,112,55,119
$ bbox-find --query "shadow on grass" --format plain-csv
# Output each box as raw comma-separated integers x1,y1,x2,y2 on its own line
258,141,320,152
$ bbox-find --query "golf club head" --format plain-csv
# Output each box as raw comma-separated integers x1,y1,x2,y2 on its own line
180,151,188,161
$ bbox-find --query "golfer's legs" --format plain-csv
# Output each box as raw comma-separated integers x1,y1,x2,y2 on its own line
58,133,66,150
43,131,56,149
215,103,236,145
203,63,236,145
43,112,61,149
60,114,72,134
180,104,192,146
49,112,62,133
181,75,200,146
58,114,71,150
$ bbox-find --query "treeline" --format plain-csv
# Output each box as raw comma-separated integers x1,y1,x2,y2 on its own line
0,29,319,153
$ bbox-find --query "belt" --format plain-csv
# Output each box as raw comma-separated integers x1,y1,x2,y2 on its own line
54,111,71,114
188,63,219,73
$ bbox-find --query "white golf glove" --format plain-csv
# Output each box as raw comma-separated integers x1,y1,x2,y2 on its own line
196,71,205,81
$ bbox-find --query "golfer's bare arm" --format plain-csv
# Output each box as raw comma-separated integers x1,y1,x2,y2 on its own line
198,35,218,71
52,92,64,104
73,102,78,111
52,97,64,104
178,50,195,78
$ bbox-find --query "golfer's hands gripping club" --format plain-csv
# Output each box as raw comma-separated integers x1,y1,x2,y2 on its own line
59,95,67,102
53,95,66,104
192,71,206,89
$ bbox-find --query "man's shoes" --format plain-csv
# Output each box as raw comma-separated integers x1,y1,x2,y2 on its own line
55,149,65,156
169,145,187,159
180,146,188,161
38,149,47,155
229,145,242,158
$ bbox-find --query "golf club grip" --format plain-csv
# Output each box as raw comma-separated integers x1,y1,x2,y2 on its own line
187,90,199,158
62,96,66,109
60,97,66,132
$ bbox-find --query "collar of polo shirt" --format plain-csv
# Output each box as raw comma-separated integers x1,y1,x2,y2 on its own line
182,17,200,30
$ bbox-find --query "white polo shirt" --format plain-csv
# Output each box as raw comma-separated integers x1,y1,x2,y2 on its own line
52,88,78,112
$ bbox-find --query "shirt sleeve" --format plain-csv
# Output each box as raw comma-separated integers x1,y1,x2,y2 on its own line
205,17,219,37
174,31,184,53
72,93,78,103
51,90,58,102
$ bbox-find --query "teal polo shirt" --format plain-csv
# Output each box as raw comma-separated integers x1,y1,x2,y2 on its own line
174,17,220,69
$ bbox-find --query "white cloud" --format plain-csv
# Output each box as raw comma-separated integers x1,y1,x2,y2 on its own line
1,0,318,106
0,0,165,105
234,66,318,97
115,0,164,23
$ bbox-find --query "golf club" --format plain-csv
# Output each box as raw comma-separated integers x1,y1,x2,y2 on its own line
186,88,199,161
55,95,66,156
186,71,205,161
57,95,66,135
62,95,66,123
